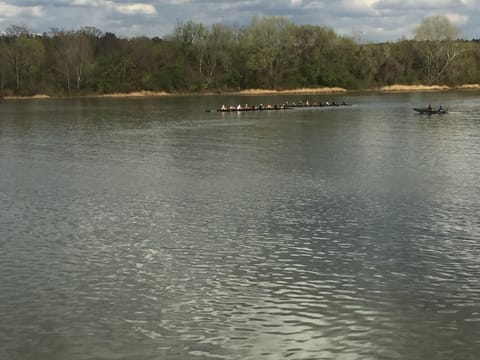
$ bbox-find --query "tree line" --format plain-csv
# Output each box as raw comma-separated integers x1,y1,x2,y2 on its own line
1,16,479,97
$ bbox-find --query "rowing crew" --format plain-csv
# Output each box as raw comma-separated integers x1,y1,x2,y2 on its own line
221,103,289,111
285,100,349,107
427,104,446,113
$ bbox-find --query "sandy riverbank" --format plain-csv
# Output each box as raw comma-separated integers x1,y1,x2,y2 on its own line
455,84,480,90
237,87,348,95
98,90,171,98
3,94,51,99
379,84,480,92
3,84,480,100
101,87,349,96
2,91,171,100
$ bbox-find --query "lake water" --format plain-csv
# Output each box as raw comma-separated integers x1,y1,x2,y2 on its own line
1,91,480,360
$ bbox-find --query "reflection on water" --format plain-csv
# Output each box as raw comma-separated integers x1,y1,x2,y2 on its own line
1,93,480,360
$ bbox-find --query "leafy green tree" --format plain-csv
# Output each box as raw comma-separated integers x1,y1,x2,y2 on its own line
356,43,404,87
123,37,158,90
171,20,209,90
294,25,342,88
16,37,45,92
243,17,296,89
389,40,423,84
2,18,480,96
92,32,124,93
199,24,236,89
443,41,478,84
326,36,358,88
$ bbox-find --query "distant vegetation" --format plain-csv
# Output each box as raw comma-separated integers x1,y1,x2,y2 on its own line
1,16,479,97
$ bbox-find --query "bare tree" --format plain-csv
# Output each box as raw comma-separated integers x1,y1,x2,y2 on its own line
49,29,94,93
5,24,30,37
0,41,7,91
3,25,45,92
414,16,464,83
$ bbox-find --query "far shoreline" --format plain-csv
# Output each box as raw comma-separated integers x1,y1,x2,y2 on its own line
3,84,480,100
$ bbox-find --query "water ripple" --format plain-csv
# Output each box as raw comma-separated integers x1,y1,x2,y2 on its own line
2,95,480,359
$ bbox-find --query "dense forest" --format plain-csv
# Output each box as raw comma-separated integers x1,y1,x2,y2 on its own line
1,16,479,97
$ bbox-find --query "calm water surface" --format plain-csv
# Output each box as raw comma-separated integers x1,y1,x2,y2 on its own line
1,92,480,360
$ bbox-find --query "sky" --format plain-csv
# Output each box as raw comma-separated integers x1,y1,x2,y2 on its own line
0,0,479,42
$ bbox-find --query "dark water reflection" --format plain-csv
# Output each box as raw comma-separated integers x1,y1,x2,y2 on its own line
1,92,480,360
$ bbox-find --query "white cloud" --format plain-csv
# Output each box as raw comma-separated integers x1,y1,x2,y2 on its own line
445,13,468,25
0,0,479,41
304,2,325,10
349,0,377,10
374,0,461,10
70,0,99,5
0,1,43,17
109,2,157,14
69,0,157,14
